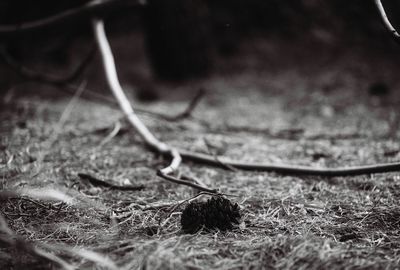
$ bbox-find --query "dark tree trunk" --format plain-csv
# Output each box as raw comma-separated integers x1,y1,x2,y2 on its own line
143,0,213,81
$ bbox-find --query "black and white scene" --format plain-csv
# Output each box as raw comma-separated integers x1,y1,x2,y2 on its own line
1,0,400,269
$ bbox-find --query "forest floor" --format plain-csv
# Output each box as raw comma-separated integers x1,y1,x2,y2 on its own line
1,32,400,269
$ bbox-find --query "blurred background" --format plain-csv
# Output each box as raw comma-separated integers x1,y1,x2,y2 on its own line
1,0,400,99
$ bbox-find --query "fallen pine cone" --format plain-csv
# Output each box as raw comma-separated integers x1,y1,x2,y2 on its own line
181,197,240,233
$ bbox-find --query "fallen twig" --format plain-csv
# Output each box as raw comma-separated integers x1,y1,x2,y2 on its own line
98,121,121,146
180,174,209,190
93,17,400,189
178,149,400,177
163,88,205,121
3,0,400,181
156,170,218,194
78,172,145,191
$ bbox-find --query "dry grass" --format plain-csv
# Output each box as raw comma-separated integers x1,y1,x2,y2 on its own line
1,36,400,269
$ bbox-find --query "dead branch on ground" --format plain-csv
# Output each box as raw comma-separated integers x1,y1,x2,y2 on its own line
2,8,400,196
93,18,400,188
77,172,145,191
93,18,182,178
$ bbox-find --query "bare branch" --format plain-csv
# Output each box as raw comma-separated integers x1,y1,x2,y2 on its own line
178,149,400,177
98,120,121,146
91,12,400,184
374,0,400,44
77,172,145,191
163,88,205,121
0,0,143,39
92,18,181,175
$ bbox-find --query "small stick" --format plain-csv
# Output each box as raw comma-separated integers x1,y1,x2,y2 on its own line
77,173,145,191
180,174,209,189
93,17,400,186
98,121,121,146
156,170,218,194
178,149,400,177
164,88,205,121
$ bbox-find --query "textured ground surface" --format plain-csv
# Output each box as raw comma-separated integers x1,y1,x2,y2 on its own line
1,33,400,269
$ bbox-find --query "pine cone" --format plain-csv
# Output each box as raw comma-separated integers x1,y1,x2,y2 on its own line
181,197,240,233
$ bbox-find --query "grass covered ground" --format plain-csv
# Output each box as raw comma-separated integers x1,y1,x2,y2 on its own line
1,34,400,269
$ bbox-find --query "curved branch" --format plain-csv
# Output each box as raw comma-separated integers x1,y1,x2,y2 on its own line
92,18,181,175
179,150,400,177
164,89,205,121
0,0,143,39
92,15,400,183
92,17,400,179
374,0,400,44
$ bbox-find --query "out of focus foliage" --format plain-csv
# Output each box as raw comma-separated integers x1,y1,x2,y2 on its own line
0,0,89,24
207,0,400,41
1,0,399,38
1,0,400,80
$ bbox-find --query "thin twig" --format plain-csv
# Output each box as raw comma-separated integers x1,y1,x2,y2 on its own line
0,0,143,38
98,121,121,146
17,197,49,209
374,0,400,44
77,172,145,191
156,170,218,193
180,174,209,189
163,88,205,121
0,45,96,85
44,81,86,148
141,200,188,211
178,149,400,177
